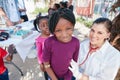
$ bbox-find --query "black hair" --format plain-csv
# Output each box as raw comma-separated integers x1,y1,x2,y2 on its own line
33,13,48,32
92,17,112,32
48,8,76,34
59,1,68,8
114,38,120,51
0,32,9,41
48,8,55,15
54,3,60,9
110,14,120,42
109,14,120,51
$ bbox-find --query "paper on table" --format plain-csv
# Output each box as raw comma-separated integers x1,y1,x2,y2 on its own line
16,20,34,30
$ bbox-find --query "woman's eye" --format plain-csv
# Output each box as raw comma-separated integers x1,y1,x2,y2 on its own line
98,32,102,34
90,29,94,32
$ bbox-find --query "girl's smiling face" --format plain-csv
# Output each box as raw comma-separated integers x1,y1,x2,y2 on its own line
54,18,74,43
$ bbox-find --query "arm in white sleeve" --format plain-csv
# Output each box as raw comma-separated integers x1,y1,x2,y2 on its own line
89,54,120,80
69,59,82,80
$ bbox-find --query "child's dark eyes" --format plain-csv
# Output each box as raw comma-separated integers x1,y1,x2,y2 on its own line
46,23,48,26
55,27,73,33
55,30,61,33
66,28,73,31
42,23,48,27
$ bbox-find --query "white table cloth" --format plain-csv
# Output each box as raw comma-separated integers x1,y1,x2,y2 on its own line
0,21,39,62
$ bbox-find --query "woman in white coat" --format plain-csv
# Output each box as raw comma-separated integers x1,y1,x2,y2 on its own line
69,17,120,80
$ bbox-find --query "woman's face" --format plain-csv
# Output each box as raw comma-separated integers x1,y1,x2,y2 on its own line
89,23,110,47
54,18,74,43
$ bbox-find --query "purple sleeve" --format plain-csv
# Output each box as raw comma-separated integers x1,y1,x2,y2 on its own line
73,39,80,62
35,40,42,64
42,39,51,63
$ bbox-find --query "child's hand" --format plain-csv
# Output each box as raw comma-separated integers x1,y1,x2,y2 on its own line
40,64,45,72
5,44,15,61
7,44,15,55
69,59,82,80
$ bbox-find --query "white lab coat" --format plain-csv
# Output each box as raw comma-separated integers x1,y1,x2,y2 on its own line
78,39,120,80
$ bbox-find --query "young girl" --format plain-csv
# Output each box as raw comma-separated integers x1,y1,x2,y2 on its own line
42,8,80,80
34,15,50,80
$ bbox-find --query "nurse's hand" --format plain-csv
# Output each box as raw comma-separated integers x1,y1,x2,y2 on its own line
69,59,82,80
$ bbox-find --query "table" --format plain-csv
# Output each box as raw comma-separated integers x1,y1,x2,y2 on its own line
0,21,39,76
15,31,39,62
0,21,39,62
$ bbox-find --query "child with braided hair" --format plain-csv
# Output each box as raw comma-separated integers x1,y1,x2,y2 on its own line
42,8,80,80
34,14,50,80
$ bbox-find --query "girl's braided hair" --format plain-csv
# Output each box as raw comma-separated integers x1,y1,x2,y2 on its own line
33,13,49,32
48,8,76,34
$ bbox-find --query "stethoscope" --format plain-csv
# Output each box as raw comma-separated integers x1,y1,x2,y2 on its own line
79,43,99,66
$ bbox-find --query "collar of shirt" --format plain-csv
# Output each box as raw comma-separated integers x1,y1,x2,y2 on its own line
98,40,110,54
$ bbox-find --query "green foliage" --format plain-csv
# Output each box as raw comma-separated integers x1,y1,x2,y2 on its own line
76,17,93,28
84,21,93,28
33,0,41,3
76,17,85,23
31,7,48,15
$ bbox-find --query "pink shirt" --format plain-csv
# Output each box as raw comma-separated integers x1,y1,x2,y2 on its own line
35,36,48,64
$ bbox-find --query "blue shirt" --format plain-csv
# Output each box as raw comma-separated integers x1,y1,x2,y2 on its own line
0,0,20,22
78,39,120,80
